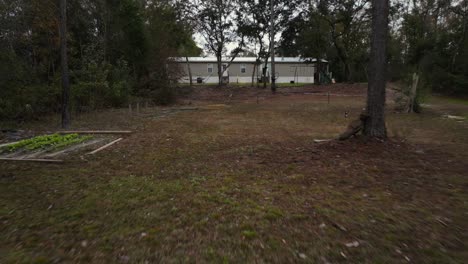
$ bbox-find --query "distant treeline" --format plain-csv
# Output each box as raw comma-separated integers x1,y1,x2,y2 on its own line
0,0,200,120
279,0,468,96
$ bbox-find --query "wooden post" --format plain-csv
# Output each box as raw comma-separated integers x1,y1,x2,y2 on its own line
136,102,140,113
129,103,132,113
328,92,330,104
0,158,64,163
58,130,132,134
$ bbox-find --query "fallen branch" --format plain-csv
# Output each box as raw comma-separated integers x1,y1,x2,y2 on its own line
338,113,368,140
444,115,466,121
0,158,63,163
313,139,333,143
87,138,123,155
58,130,132,135
170,107,199,111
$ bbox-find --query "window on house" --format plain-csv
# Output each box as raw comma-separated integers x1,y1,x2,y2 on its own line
207,64,213,73
240,64,246,73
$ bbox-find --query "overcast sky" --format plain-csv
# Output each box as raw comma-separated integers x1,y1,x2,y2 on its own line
193,31,283,57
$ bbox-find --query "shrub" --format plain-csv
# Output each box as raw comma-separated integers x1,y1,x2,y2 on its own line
0,50,61,120
72,58,133,112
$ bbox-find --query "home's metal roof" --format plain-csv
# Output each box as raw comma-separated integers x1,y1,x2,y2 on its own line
172,57,327,63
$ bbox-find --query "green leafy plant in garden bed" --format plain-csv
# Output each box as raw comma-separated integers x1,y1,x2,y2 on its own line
1,134,93,153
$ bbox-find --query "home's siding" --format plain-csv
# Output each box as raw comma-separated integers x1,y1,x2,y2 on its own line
176,61,316,84
274,63,316,83
182,62,258,76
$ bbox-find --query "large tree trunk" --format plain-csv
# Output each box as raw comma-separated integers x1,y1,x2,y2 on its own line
60,0,71,129
363,0,389,138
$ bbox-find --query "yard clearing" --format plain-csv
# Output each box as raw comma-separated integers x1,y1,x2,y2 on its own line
1,84,467,263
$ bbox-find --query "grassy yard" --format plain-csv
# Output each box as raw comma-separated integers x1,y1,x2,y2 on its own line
1,85,467,263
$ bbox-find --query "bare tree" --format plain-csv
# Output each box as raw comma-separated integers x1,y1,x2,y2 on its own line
237,0,271,88
59,0,70,128
363,0,389,137
270,0,276,93
194,0,244,86
236,0,300,89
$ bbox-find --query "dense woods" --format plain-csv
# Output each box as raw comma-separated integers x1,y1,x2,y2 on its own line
0,0,199,120
281,0,468,95
1,0,467,121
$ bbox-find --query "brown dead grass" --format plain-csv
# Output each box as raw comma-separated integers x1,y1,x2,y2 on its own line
1,84,467,263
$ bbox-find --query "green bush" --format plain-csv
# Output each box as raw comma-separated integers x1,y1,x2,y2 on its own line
72,58,132,111
108,60,132,106
0,50,61,120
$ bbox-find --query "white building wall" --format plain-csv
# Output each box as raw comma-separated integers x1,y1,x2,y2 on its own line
276,76,315,84
175,59,318,84
229,76,253,83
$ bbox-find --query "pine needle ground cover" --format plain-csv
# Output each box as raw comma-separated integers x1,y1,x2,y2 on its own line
1,85,467,263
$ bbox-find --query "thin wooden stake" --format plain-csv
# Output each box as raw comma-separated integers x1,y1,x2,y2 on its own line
0,158,63,163
87,138,123,155
129,103,132,113
58,130,132,135
0,141,22,148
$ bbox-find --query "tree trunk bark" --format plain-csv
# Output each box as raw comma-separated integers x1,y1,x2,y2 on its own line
363,0,389,138
332,40,351,82
185,56,193,86
407,72,419,113
451,13,467,70
270,0,276,93
263,56,269,89
60,0,71,129
217,55,223,86
345,62,353,83
251,63,257,87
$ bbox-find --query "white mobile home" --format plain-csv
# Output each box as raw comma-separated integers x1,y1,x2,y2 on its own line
172,57,328,84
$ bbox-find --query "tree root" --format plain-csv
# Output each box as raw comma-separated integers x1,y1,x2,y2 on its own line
338,113,369,140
